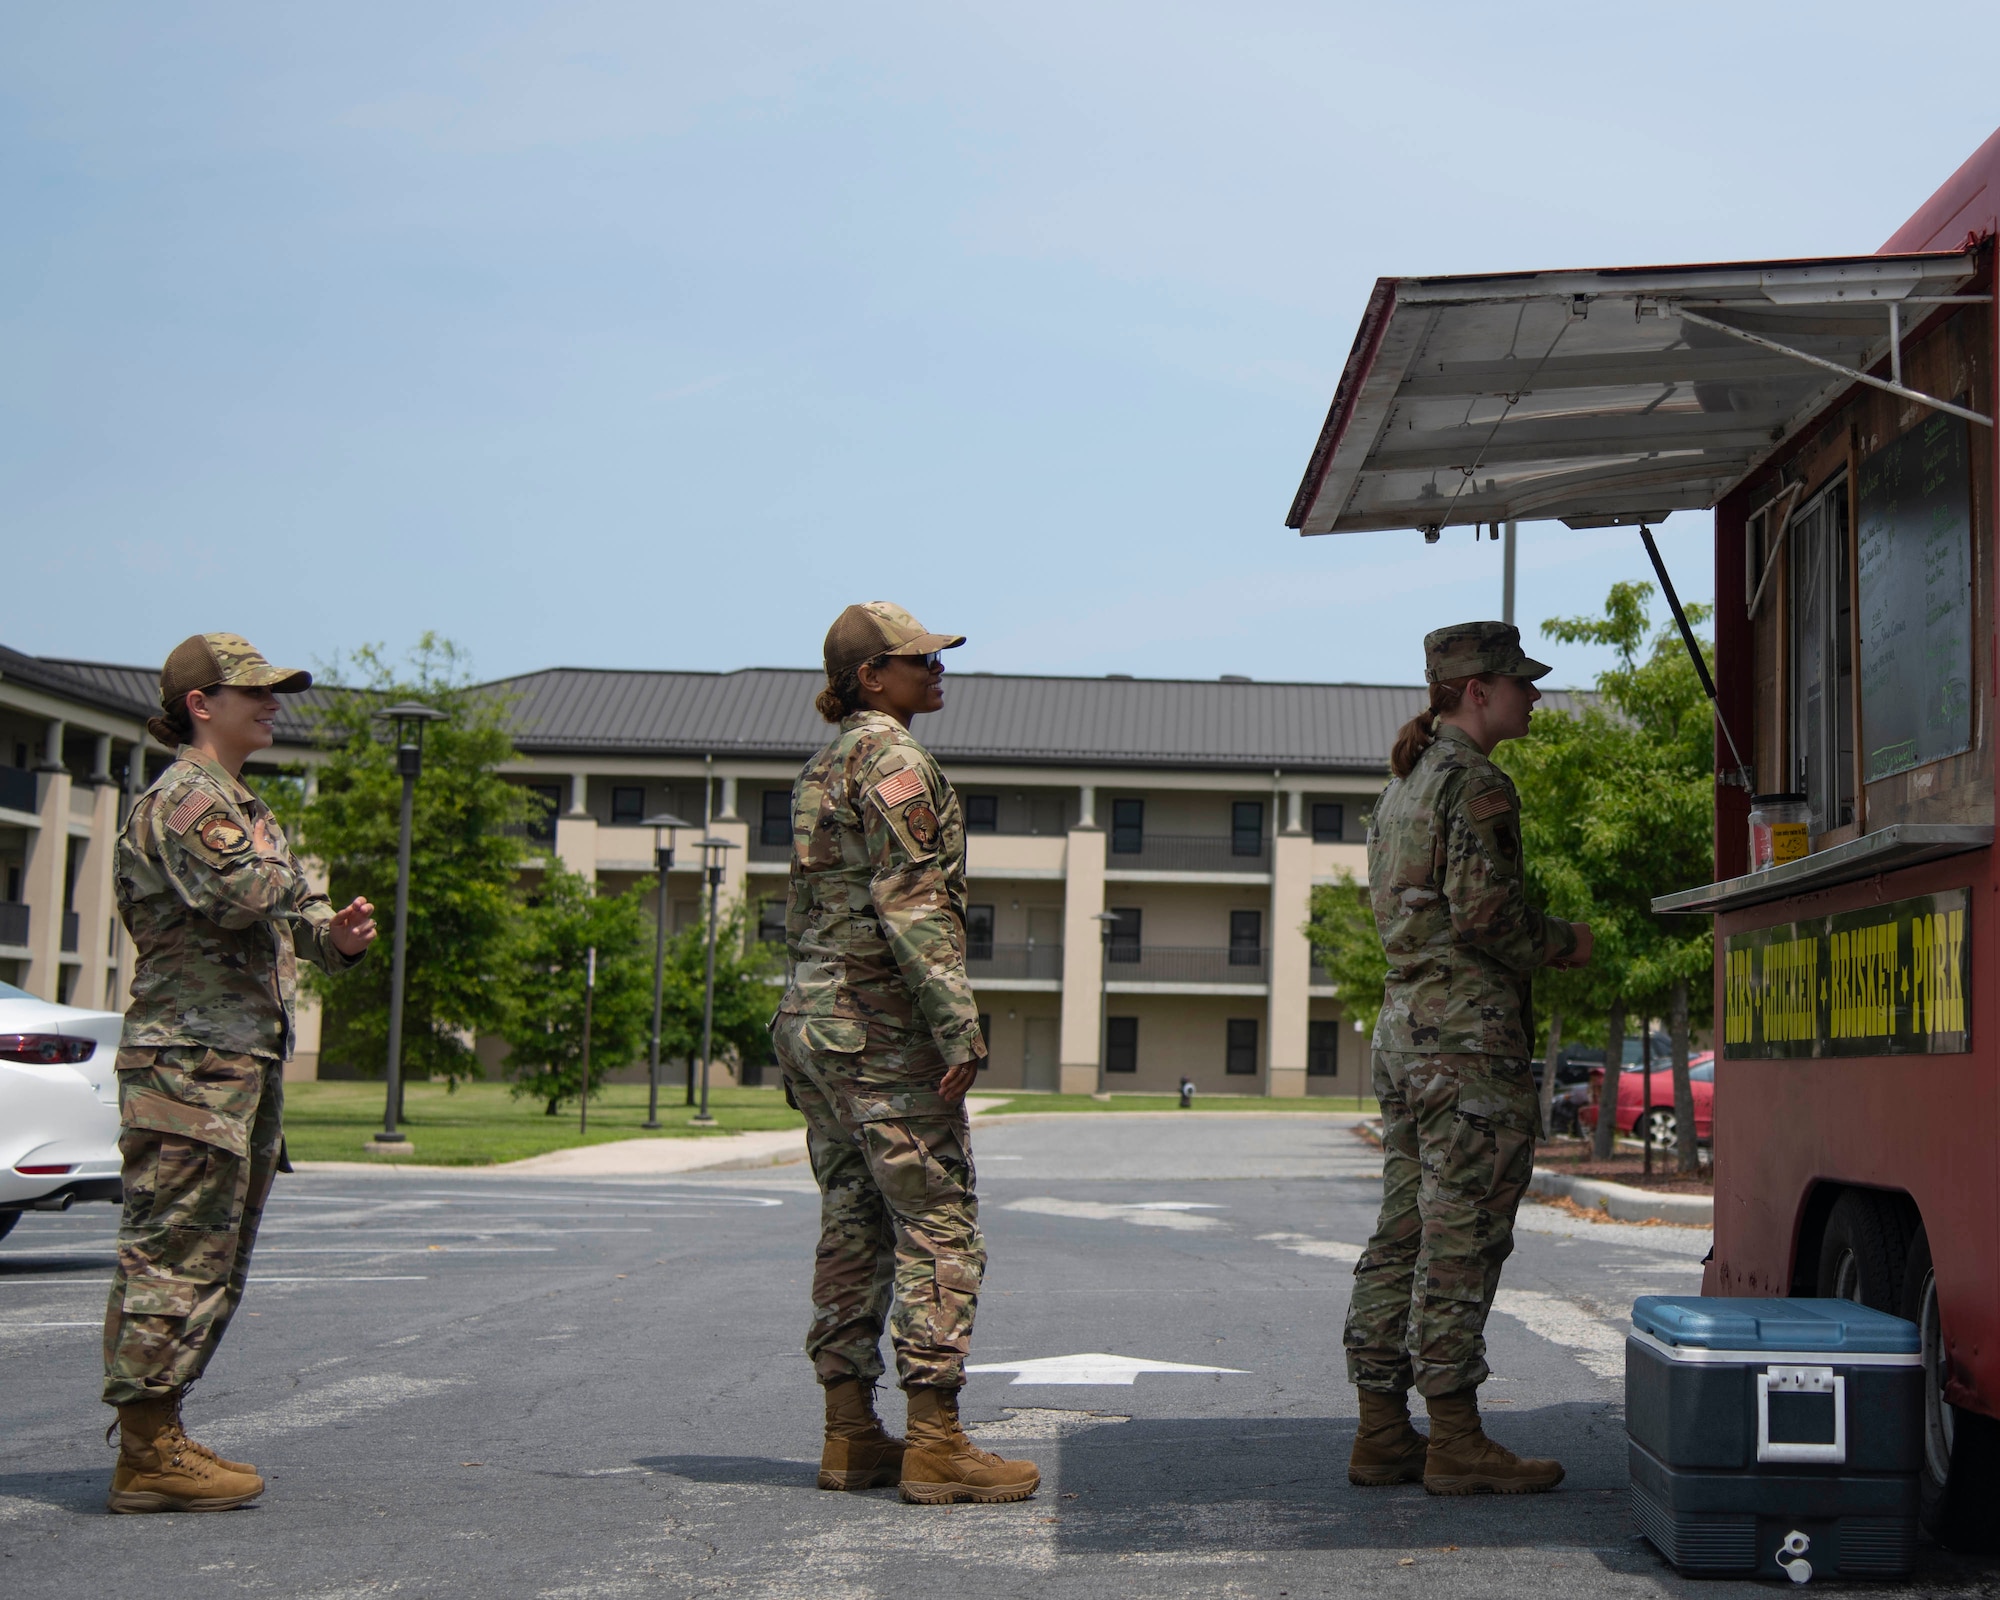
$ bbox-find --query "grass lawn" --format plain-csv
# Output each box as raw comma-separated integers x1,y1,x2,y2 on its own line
281,1079,1379,1165
282,1080,804,1166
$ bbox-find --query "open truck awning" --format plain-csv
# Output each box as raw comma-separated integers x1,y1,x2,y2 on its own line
1287,250,1985,537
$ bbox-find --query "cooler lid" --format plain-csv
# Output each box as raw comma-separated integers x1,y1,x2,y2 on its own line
1632,1295,1919,1354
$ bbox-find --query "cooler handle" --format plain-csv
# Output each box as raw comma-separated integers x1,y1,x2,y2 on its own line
1756,1366,1846,1464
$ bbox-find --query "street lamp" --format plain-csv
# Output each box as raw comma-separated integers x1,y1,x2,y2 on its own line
1093,910,1123,1095
367,700,447,1151
638,812,690,1130
689,834,737,1127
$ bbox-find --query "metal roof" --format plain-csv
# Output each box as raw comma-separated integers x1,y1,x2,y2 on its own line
492,666,1586,774
1287,249,1984,537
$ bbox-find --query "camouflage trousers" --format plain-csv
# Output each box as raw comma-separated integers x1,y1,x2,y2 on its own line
102,1046,284,1407
773,1012,984,1392
1343,1050,1537,1399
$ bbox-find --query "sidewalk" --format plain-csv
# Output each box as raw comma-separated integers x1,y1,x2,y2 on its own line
1529,1166,1713,1226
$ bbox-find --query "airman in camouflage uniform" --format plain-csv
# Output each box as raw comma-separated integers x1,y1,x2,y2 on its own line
774,601,1038,1505
1343,621,1588,1496
101,634,376,1513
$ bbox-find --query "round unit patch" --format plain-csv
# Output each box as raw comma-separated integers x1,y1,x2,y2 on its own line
198,815,250,855
903,802,940,849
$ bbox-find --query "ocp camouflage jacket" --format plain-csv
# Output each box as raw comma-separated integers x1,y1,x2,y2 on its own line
1367,723,1576,1058
778,711,981,1066
116,747,363,1061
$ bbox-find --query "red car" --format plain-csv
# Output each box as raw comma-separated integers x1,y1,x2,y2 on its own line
1578,1050,1713,1146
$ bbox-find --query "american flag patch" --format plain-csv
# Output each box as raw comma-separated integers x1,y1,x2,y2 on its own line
1467,788,1512,823
166,791,216,835
872,767,926,810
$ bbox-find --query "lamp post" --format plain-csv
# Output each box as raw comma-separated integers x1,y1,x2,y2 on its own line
638,812,690,1130
367,700,447,1151
689,835,737,1127
1093,910,1122,1095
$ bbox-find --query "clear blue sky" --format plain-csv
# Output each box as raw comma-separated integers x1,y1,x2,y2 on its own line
6,4,1998,691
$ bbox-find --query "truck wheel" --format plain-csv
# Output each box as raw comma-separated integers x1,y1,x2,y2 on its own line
1814,1188,1912,1312
0,1211,15,1243
1903,1225,2000,1550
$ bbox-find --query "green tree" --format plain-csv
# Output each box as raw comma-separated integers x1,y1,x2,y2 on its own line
291,636,537,1086
501,865,657,1115
653,897,785,1095
1518,581,1717,1170
1304,869,1388,1037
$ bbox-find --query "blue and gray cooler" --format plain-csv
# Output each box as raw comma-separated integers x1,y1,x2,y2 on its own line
1626,1296,1922,1582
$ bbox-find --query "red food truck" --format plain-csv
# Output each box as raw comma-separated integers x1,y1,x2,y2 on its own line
1288,127,2000,1546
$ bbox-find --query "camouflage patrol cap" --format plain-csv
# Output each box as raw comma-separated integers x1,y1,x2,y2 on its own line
823,602,966,676
1423,621,1552,684
160,633,312,705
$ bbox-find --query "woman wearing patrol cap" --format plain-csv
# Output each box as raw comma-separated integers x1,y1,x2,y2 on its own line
1343,620,1593,1497
100,634,378,1513
773,601,1039,1506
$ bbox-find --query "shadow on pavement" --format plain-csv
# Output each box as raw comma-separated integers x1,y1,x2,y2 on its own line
638,1454,816,1487
0,1469,115,1518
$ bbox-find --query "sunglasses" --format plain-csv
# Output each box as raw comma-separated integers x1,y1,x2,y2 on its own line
873,652,944,671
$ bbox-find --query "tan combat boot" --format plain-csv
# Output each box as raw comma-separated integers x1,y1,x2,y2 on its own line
107,1396,265,1514
818,1377,905,1491
1422,1389,1564,1495
898,1385,1040,1505
1348,1387,1429,1486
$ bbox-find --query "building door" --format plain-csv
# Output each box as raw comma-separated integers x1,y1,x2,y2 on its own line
1023,1016,1060,1092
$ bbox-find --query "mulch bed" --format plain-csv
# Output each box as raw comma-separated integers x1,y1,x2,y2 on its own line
1534,1137,1713,1194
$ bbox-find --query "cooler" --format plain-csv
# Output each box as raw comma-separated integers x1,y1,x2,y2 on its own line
1625,1296,1922,1581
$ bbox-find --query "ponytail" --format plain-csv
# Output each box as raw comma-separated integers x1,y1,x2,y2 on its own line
147,694,195,749
815,662,869,723
1389,675,1495,778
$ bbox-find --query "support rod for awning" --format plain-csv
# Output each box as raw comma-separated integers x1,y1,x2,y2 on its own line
1639,524,1752,790
1675,306,1992,428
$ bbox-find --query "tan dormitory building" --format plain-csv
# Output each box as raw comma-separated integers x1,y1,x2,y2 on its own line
1,645,1476,1096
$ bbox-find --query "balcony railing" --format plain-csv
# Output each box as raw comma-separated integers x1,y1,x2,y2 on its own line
1106,833,1268,873
0,766,38,813
748,835,791,863
60,910,80,954
967,942,1064,982
1104,945,1268,984
0,901,28,947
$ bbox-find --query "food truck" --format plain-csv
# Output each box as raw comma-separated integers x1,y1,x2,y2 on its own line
1287,127,2000,1546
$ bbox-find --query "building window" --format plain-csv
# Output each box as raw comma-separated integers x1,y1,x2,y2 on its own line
977,1012,991,1068
611,786,645,824
761,788,791,847
967,904,995,960
1312,803,1344,843
1229,910,1262,965
526,784,562,847
1225,1018,1259,1075
1106,907,1142,963
965,794,999,833
756,900,787,944
1308,1020,1340,1076
1111,797,1145,854
1106,1016,1138,1073
1231,801,1264,857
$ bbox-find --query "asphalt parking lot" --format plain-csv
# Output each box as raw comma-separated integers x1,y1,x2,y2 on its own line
4,1113,1996,1598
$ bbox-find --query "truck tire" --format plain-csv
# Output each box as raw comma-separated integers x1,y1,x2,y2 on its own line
1814,1188,1912,1313
1903,1225,2000,1550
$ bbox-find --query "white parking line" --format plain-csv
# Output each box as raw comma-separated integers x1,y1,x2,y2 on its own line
1002,1198,1225,1231
252,1246,557,1255
1491,1287,1627,1380
1259,1232,1362,1261
202,1374,466,1446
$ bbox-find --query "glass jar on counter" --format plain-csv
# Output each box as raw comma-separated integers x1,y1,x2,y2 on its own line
1749,793,1810,871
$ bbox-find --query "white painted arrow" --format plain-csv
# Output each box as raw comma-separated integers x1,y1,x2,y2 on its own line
965,1352,1248,1386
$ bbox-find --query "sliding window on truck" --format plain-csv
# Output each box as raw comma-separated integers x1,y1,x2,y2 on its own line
1745,319,1988,846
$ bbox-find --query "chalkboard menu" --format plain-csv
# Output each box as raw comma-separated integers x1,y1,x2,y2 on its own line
1856,414,1974,781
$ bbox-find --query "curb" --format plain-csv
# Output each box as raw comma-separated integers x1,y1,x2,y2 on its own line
1530,1167,1713,1226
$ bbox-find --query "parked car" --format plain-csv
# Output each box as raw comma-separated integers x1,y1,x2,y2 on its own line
1579,1049,1714,1146
0,979,123,1240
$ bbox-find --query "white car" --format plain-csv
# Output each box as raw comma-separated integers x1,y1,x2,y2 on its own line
0,979,123,1241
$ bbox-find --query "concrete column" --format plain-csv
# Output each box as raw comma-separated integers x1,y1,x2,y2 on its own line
1076,784,1096,828
555,812,599,882
38,719,66,772
716,774,739,822
1265,827,1314,1098
1286,787,1304,835
287,852,334,1081
566,771,590,816
20,765,71,999
90,734,113,785
71,783,121,1011
1057,822,1106,1094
